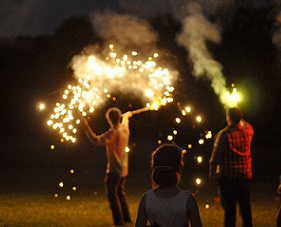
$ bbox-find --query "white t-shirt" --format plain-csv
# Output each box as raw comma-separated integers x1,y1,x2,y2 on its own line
145,189,190,227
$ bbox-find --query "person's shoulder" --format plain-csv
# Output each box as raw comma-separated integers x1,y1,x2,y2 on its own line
141,189,153,197
178,189,192,198
216,126,229,138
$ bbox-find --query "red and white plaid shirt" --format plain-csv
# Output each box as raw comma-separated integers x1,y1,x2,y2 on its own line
209,120,254,180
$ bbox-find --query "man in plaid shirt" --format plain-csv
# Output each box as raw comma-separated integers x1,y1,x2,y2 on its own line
209,107,254,227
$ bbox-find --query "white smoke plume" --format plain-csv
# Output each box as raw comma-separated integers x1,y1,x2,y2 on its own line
176,2,229,106
91,10,159,50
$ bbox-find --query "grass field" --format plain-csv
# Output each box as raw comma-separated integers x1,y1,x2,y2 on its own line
0,137,280,226
0,168,280,227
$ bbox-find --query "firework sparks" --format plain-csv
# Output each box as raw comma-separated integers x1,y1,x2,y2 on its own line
47,44,177,143
221,83,243,108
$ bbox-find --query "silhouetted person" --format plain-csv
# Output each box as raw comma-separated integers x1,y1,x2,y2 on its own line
135,144,202,227
81,107,133,227
209,107,254,227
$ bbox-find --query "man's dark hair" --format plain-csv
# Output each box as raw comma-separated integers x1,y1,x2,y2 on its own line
151,144,184,187
106,107,121,126
227,107,243,124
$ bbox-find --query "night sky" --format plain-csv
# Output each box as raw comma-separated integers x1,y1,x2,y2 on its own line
1,0,281,172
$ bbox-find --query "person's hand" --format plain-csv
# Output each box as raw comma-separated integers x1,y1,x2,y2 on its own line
80,116,89,128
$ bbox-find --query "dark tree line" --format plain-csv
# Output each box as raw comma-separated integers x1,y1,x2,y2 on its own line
0,6,280,146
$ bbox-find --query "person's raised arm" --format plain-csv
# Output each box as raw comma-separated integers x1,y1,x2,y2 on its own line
80,116,98,145
121,111,132,126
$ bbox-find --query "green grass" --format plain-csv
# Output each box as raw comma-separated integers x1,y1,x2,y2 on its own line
0,172,279,227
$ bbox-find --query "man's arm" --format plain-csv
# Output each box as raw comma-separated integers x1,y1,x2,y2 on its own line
121,111,132,126
209,130,225,179
80,116,98,145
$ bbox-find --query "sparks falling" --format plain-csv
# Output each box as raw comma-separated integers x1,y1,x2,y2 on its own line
47,44,177,143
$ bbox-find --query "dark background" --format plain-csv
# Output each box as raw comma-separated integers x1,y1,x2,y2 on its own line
0,3,280,181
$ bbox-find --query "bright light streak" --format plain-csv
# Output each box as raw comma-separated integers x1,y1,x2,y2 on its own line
47,44,177,143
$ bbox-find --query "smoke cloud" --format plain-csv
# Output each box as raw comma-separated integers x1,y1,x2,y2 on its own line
91,10,158,50
176,2,229,107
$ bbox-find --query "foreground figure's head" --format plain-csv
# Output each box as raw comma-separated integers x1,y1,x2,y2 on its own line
106,107,122,127
226,107,243,126
151,144,184,188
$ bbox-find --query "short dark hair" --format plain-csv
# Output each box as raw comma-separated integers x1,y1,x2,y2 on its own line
227,107,243,124
106,107,121,126
151,144,184,187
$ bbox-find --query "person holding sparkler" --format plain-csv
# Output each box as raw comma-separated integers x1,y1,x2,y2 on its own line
135,144,202,227
80,107,133,227
209,107,254,227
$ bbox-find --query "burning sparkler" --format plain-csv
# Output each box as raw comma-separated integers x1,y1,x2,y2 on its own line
221,83,243,108
47,44,177,143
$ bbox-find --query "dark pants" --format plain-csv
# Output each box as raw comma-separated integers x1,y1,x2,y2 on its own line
218,175,253,227
105,172,131,226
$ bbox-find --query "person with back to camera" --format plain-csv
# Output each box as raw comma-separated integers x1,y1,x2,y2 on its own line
80,107,133,227
135,144,202,227
209,107,254,227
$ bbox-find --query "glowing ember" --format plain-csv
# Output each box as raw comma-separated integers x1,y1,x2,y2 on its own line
205,130,212,139
196,156,203,164
125,147,130,153
167,135,173,141
196,115,202,123
198,138,204,145
36,102,46,112
195,178,202,185
47,44,177,143
70,169,75,174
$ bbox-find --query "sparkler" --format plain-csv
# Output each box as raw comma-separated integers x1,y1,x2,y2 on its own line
47,44,177,143
221,83,243,108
